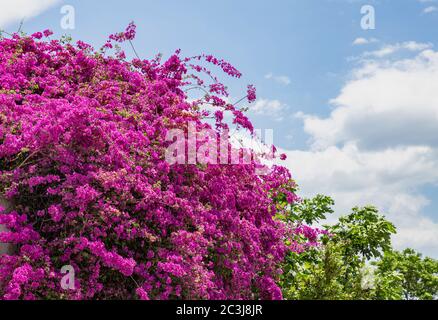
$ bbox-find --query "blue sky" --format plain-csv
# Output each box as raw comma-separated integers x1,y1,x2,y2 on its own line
1,0,438,257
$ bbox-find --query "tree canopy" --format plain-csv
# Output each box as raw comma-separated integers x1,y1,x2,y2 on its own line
281,195,438,300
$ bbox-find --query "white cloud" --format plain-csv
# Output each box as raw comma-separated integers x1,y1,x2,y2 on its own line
279,144,438,257
0,0,60,28
362,41,433,58
353,37,378,46
279,43,438,257
250,98,288,121
300,49,438,150
265,73,291,86
423,6,438,13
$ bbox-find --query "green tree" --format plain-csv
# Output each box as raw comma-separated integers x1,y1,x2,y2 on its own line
288,194,334,225
281,195,438,300
374,249,438,300
281,196,398,300
330,206,396,260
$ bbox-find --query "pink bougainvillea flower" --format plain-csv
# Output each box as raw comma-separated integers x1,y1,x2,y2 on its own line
0,23,321,300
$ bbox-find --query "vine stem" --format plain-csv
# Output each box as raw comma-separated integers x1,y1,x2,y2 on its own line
17,18,25,34
128,40,141,60
232,95,248,107
15,150,40,169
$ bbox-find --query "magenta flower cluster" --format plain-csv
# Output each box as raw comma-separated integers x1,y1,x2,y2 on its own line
0,24,320,300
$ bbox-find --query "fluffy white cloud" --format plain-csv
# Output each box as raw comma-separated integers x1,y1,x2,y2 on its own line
361,41,433,58
279,144,438,257
250,99,288,121
423,6,438,13
0,0,60,28
352,37,378,46
300,49,438,150
265,73,291,86
280,44,438,257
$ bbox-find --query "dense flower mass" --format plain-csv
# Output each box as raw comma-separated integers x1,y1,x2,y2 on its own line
0,25,320,300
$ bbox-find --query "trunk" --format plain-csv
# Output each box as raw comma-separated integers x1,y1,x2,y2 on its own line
0,195,14,255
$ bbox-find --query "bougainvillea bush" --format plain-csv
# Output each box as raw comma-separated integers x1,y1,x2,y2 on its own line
0,24,320,300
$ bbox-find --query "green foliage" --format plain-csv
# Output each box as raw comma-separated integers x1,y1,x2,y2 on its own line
289,194,334,225
280,195,437,300
282,242,352,300
330,206,396,260
374,249,438,300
